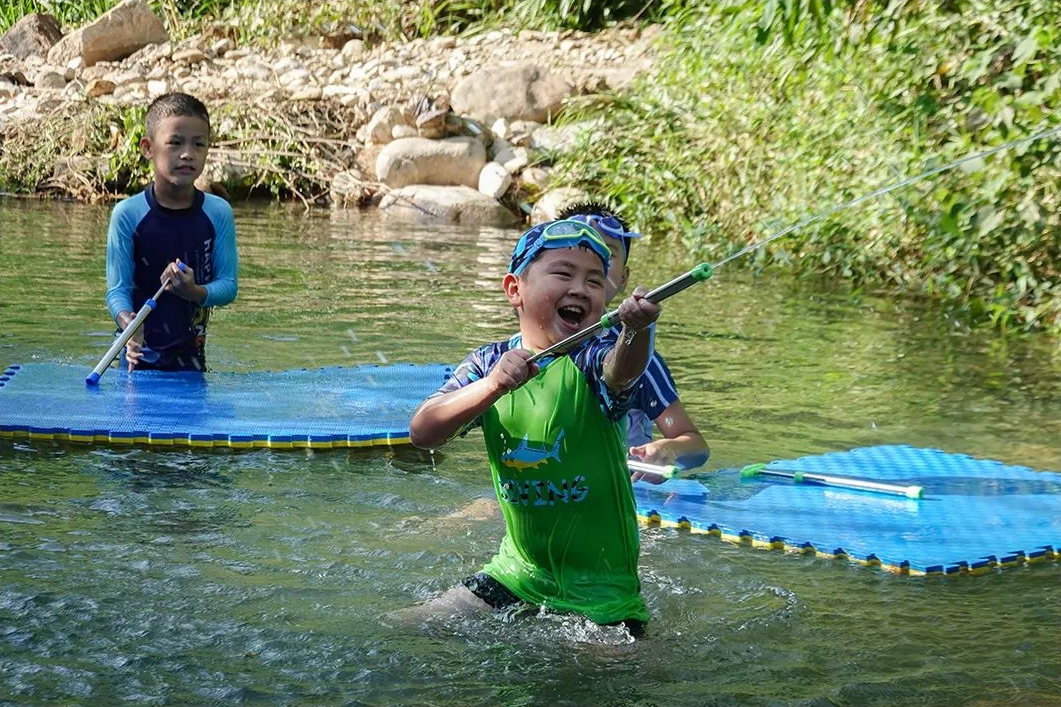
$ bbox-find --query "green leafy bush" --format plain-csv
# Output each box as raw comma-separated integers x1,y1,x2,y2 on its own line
554,0,1060,333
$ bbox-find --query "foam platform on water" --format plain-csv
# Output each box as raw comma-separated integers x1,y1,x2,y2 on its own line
0,362,451,449
634,445,1061,576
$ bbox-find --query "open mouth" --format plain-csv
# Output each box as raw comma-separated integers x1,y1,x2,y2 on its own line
557,304,585,329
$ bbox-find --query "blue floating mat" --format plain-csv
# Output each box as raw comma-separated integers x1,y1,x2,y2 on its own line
634,445,1061,576
0,362,451,449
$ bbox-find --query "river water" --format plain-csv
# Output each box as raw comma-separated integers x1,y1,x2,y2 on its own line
1,197,1059,706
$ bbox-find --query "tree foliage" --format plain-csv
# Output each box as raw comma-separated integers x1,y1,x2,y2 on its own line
2,0,1057,334
554,0,1060,334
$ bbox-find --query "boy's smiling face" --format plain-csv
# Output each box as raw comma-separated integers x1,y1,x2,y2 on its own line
503,246,608,352
141,114,211,203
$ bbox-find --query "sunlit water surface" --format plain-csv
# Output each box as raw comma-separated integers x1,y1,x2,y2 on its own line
1,198,1059,706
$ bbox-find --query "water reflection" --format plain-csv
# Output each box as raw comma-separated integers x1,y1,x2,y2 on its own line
1,197,1059,706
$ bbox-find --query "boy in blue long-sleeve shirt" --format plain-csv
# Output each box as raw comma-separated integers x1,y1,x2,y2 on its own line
105,92,237,371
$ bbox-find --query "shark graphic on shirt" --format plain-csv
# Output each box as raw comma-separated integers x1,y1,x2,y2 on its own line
501,430,565,472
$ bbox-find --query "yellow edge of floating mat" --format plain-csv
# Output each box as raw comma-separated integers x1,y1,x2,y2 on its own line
2,428,413,449
636,512,1058,578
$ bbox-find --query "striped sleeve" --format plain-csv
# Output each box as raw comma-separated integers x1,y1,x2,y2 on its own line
570,337,636,422
631,351,680,420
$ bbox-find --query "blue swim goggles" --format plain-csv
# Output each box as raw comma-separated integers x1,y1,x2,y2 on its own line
563,213,641,261
508,219,613,276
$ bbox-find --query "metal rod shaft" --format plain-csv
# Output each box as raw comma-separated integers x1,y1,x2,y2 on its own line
85,280,168,386
527,262,713,363
741,464,923,499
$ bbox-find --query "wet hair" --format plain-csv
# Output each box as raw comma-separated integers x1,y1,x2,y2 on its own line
555,201,634,263
144,92,211,138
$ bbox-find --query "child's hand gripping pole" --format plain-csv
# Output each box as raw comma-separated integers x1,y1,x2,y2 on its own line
527,263,714,364
628,459,679,482
740,463,924,499
86,261,187,386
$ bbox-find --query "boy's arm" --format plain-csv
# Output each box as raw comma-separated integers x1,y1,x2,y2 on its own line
105,207,137,324
202,198,238,307
409,348,537,449
630,400,710,470
603,286,660,392
409,379,502,450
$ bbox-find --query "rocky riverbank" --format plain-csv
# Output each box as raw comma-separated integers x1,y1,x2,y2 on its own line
0,0,660,225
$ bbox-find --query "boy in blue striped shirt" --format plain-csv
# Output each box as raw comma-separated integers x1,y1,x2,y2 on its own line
558,203,709,474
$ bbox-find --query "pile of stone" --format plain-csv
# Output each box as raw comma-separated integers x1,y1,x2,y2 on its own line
0,0,659,224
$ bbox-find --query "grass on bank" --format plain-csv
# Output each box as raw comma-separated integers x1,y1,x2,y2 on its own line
0,99,370,204
0,0,682,41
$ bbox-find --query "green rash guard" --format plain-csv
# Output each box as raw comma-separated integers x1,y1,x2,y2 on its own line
476,349,649,625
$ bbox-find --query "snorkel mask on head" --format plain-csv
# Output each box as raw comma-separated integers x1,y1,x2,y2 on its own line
555,202,642,263
508,219,613,276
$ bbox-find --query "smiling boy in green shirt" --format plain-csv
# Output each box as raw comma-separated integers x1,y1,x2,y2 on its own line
409,218,661,634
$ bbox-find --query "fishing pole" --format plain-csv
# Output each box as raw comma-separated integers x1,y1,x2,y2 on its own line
528,263,713,363
527,125,1061,364
740,463,924,499
86,261,187,386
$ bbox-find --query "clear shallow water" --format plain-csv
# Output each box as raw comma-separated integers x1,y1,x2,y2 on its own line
1,197,1059,706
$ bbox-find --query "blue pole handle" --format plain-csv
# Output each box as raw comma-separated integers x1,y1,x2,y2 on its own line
85,261,188,386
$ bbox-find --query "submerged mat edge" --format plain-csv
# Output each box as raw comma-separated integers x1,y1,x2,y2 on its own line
635,507,1060,578
0,362,451,450
634,444,1061,578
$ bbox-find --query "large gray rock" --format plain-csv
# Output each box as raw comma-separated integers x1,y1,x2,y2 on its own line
0,13,63,60
47,0,168,68
478,162,511,200
380,185,520,225
450,63,573,124
375,136,486,189
530,187,589,222
360,104,414,145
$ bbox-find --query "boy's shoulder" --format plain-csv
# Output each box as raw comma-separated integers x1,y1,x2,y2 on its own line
200,191,235,229
111,189,148,211
436,338,514,394
466,337,517,367
202,191,233,212
109,189,150,225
